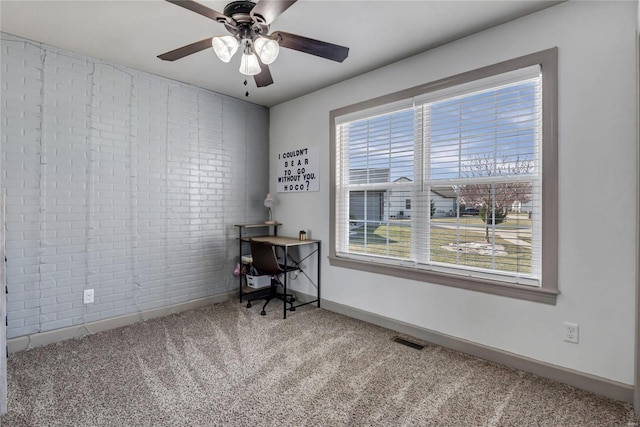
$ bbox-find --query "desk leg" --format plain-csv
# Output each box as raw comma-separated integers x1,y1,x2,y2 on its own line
283,247,288,319
238,228,243,303
317,241,321,308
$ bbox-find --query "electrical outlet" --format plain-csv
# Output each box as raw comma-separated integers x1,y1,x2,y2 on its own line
564,322,579,343
83,289,94,304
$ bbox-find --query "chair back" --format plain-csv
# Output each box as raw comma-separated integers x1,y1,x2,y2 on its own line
249,240,283,276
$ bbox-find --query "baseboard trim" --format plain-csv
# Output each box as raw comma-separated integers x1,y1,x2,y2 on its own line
321,298,633,404
7,292,235,354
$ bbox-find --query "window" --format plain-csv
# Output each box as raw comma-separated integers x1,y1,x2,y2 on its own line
330,49,558,304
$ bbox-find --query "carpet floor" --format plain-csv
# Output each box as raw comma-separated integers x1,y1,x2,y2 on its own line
1,300,638,426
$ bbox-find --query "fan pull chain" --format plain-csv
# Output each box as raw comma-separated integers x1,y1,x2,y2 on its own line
244,79,249,97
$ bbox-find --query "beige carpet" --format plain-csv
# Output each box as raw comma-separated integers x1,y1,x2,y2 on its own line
1,300,638,426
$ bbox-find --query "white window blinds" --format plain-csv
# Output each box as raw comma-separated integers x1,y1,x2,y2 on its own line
335,65,542,285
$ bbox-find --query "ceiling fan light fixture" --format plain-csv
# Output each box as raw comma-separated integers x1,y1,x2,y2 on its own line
253,37,279,65
159,0,350,89
211,35,239,63
239,52,261,76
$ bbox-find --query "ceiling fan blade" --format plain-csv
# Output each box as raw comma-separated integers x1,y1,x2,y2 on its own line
254,63,274,87
165,0,231,24
158,37,213,61
272,31,349,63
250,0,297,25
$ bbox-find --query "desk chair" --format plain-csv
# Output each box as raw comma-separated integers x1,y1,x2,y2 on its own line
246,239,296,316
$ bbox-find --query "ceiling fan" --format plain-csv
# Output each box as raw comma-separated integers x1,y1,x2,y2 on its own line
158,0,350,88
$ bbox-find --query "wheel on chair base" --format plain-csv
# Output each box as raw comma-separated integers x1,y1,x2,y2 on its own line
260,310,267,316
290,306,296,311
246,302,252,308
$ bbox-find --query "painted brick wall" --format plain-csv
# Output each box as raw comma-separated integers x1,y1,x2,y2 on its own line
0,33,269,338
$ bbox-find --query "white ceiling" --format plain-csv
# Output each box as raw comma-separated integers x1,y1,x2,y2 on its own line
0,0,562,107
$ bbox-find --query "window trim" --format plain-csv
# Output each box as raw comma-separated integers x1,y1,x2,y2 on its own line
329,48,558,305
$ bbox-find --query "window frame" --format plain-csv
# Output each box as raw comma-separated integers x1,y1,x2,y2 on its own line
329,48,558,304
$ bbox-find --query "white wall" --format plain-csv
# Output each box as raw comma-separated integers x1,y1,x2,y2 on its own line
270,1,638,385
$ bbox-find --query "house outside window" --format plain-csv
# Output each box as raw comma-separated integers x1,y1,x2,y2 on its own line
330,49,558,304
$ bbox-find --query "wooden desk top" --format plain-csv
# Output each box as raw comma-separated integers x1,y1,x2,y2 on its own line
234,223,282,228
249,235,320,247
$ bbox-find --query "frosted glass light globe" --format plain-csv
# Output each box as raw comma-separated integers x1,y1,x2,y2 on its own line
211,36,238,63
239,52,261,76
254,37,280,65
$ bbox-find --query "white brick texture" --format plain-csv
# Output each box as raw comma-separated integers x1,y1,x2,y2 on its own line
1,33,269,339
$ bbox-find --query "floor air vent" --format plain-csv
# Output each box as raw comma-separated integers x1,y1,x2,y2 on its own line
392,336,424,350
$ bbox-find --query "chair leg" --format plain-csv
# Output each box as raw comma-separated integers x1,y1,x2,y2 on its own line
246,286,273,310
261,297,272,315
273,293,296,311
247,286,296,316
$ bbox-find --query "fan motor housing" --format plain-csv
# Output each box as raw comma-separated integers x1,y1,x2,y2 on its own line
222,0,269,37
224,1,256,23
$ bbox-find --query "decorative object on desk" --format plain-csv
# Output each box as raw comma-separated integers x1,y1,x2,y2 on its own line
264,193,277,224
299,230,306,241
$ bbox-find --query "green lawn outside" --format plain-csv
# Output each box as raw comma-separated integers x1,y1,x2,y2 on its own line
348,214,532,274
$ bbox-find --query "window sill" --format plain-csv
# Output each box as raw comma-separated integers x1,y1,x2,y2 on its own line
328,255,558,305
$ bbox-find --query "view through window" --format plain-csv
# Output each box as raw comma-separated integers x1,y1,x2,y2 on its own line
334,65,545,288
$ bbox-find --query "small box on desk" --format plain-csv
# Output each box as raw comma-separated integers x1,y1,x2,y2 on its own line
246,274,272,289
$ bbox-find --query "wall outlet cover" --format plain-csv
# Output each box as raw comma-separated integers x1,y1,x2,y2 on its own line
83,289,94,304
564,322,579,344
